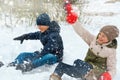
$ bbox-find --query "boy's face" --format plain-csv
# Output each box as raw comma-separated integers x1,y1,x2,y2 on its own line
37,25,49,32
97,32,109,45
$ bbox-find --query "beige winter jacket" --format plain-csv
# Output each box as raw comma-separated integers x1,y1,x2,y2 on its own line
72,21,116,79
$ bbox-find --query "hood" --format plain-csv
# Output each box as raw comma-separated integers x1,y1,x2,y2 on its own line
48,21,60,33
107,39,117,49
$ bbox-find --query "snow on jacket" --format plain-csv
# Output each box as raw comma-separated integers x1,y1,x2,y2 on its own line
72,21,117,79
21,21,64,61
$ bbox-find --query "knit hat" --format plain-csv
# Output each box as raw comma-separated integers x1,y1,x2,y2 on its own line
36,13,51,26
100,25,119,41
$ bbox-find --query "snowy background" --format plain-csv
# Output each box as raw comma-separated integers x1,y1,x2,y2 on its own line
0,0,120,80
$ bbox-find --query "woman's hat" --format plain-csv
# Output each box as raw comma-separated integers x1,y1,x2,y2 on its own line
100,25,119,41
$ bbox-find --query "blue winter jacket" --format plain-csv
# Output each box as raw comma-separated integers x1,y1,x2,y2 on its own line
21,21,64,61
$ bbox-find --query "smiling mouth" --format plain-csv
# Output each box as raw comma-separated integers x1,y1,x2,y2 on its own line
97,39,103,42
99,39,103,41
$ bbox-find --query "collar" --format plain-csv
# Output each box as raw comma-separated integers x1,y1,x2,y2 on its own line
96,40,112,47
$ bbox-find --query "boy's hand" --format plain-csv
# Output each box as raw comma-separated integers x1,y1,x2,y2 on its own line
99,72,111,80
13,34,27,44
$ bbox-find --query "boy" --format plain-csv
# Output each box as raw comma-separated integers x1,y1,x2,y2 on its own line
8,13,64,72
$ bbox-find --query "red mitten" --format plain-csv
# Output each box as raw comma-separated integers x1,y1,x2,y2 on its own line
66,12,78,24
65,3,72,13
99,72,112,80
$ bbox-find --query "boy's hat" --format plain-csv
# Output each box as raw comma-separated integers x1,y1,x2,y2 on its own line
100,25,119,41
36,13,50,26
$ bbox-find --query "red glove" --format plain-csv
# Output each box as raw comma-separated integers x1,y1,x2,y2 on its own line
65,3,73,13
66,12,78,24
64,0,78,24
99,72,112,80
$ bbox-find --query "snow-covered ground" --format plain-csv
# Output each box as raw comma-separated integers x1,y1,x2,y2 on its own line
0,0,120,80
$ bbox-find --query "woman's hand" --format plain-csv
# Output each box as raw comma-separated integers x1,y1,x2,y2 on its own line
64,0,78,24
66,12,78,24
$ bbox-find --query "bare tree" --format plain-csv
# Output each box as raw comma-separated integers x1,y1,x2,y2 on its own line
0,0,85,27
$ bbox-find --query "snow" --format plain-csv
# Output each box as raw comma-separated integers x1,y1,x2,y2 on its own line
0,0,120,80
84,1,120,13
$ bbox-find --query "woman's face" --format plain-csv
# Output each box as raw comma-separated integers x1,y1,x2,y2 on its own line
37,25,49,32
97,32,109,45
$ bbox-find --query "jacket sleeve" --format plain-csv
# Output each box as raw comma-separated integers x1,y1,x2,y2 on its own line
40,33,60,56
107,49,116,79
72,21,95,46
24,31,41,40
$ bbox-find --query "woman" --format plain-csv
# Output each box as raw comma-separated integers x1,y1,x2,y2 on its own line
49,21,119,80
